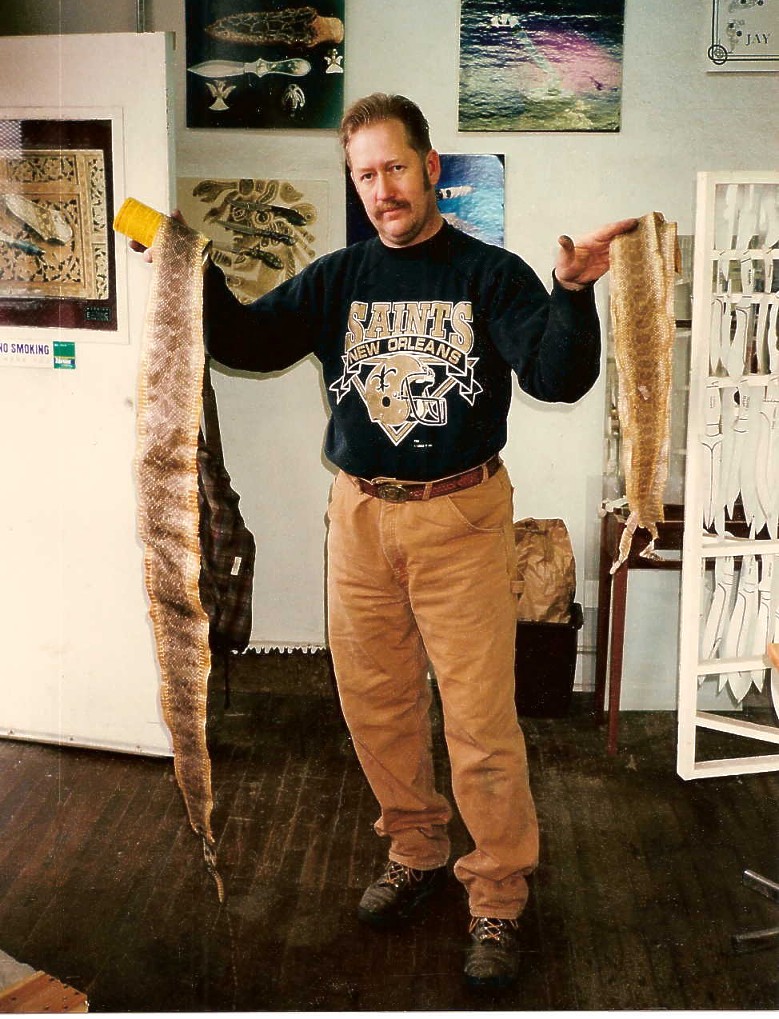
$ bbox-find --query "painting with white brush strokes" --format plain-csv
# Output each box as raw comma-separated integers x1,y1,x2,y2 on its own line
185,0,345,128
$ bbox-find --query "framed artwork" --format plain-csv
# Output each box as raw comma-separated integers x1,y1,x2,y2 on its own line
346,154,506,248
177,176,329,302
185,0,345,129
0,115,118,332
458,0,625,132
707,0,779,71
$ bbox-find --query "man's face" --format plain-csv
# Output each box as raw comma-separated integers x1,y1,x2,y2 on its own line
348,118,442,248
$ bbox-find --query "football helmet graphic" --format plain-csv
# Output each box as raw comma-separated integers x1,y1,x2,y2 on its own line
363,354,448,428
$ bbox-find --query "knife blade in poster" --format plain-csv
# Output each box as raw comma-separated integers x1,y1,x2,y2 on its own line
188,57,312,80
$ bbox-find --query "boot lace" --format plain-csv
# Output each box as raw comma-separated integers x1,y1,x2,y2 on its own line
469,916,518,942
378,861,421,889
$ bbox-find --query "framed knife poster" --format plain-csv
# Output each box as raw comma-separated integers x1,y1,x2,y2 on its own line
185,0,345,128
0,114,119,333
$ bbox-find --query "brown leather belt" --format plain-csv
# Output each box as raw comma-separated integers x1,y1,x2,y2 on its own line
354,454,502,503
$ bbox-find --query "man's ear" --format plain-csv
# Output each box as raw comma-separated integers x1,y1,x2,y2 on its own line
426,149,441,187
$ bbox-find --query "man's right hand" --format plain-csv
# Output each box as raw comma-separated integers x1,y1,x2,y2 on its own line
128,209,188,263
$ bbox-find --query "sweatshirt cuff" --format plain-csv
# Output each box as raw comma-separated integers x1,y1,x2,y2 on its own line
551,271,596,305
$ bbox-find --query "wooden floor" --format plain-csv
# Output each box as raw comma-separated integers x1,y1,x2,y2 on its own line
0,650,777,1012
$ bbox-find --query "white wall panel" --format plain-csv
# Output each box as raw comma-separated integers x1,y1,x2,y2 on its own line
0,33,175,754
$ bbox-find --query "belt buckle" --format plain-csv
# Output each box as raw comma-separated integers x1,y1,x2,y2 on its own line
375,483,410,503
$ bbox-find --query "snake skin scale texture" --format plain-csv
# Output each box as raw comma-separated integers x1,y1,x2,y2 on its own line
609,211,679,571
135,217,223,897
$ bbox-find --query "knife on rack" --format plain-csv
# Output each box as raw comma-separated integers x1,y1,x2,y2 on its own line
701,382,724,533
750,556,773,689
700,555,734,661
721,555,758,702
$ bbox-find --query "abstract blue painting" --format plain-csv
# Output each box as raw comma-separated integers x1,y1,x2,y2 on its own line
459,0,625,131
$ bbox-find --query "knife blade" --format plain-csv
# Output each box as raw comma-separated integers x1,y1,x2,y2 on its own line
701,555,734,660
756,382,778,537
740,384,764,534
754,294,771,374
737,185,759,294
750,556,773,689
721,556,755,702
701,382,723,531
188,57,311,80
725,300,749,379
717,183,739,251
768,297,779,375
710,297,725,375
717,385,739,522
722,382,750,518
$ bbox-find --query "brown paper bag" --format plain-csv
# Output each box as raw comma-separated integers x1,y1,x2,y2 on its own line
512,518,576,623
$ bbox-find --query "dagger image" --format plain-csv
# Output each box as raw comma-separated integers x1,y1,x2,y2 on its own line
188,56,311,80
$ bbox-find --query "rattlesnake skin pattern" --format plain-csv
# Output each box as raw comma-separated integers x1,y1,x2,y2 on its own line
206,6,344,47
608,211,678,571
135,217,222,897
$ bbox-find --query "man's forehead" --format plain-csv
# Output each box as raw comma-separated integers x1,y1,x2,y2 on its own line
347,119,413,160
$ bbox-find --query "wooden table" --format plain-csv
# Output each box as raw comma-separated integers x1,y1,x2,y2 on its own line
594,505,684,755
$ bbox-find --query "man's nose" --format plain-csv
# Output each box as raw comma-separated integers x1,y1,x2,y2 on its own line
374,172,393,201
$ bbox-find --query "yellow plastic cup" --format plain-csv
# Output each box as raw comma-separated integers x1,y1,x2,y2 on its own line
113,197,166,248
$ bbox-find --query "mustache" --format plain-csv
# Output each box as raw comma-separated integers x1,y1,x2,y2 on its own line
375,200,409,213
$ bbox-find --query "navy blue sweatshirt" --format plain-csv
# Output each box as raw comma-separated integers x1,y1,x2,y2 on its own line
204,221,601,482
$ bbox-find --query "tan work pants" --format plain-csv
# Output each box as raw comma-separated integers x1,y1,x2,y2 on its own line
326,464,539,918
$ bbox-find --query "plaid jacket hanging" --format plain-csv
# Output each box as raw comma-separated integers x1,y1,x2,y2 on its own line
197,363,256,653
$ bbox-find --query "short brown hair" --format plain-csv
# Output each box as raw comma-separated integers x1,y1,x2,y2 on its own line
339,93,432,165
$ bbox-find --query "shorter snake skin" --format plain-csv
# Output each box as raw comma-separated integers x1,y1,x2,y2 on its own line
609,211,678,571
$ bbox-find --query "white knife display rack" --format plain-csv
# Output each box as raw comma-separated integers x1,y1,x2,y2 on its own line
678,171,779,779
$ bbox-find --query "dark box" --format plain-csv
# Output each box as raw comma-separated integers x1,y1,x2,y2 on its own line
514,602,583,718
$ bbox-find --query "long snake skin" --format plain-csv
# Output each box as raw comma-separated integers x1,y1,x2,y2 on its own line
609,211,679,572
135,217,223,897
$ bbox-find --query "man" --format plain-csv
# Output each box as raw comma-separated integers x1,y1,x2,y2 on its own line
142,93,634,990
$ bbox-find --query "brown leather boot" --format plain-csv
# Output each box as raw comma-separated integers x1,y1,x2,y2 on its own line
464,916,520,989
357,861,447,928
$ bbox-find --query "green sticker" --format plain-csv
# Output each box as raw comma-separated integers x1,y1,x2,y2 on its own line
53,341,76,370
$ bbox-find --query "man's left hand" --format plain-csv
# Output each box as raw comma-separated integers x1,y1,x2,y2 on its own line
555,218,639,290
